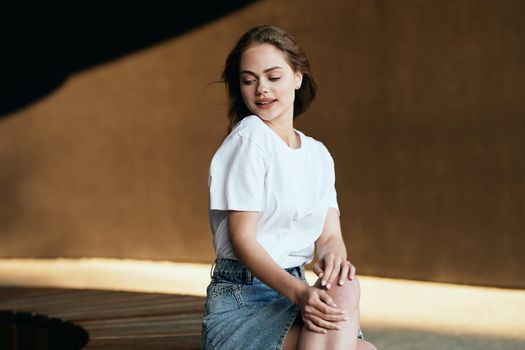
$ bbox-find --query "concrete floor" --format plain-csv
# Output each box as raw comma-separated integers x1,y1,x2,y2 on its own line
1,258,524,350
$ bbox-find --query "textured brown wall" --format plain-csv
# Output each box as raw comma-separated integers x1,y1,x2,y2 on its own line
1,1,524,288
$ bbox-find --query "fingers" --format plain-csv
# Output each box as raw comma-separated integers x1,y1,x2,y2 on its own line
304,315,342,333
339,262,350,285
305,291,347,319
322,254,342,289
326,258,341,289
317,253,357,288
317,289,339,311
303,306,346,324
303,319,329,334
301,289,347,333
338,261,356,285
312,262,324,278
302,288,344,316
304,289,342,314
321,254,334,287
349,263,356,280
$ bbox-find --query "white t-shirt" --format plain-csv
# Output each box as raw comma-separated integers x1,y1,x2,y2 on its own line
208,114,340,268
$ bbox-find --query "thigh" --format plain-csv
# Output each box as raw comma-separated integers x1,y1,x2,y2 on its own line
282,314,303,350
203,279,301,350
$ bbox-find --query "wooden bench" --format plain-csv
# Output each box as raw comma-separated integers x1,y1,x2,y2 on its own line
0,287,205,349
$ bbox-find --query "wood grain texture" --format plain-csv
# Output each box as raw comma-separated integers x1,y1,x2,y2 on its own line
0,287,204,349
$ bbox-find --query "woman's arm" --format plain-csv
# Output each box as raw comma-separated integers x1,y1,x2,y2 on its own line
228,210,305,302
314,208,357,289
228,210,347,333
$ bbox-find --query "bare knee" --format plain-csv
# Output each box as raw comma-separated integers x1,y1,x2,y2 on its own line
325,276,360,311
357,339,377,350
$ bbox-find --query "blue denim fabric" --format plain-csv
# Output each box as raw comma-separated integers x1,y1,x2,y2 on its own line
201,259,364,350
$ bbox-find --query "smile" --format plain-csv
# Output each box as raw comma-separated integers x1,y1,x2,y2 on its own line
255,99,277,108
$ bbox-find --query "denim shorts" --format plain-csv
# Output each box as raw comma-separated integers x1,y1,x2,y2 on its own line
201,259,364,350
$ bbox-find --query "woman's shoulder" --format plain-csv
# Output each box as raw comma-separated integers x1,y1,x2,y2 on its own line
300,132,334,162
211,115,268,161
234,115,266,135
225,115,268,148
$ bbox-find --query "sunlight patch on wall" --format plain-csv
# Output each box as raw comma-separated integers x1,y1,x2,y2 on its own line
0,258,524,341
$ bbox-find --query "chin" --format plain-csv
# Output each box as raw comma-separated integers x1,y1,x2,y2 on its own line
256,114,276,121
253,110,282,122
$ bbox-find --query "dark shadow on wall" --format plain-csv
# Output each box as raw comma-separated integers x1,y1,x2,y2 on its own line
0,2,256,118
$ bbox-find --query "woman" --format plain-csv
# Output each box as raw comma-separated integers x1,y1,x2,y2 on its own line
203,25,377,350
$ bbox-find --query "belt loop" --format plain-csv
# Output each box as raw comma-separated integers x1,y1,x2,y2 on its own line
244,266,253,284
210,260,216,279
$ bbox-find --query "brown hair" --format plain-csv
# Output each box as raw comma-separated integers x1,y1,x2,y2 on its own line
222,24,317,136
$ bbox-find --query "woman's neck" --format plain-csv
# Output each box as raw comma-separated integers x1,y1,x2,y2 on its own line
261,115,299,149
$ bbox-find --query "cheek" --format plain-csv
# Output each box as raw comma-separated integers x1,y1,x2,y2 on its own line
240,85,253,102
277,82,296,102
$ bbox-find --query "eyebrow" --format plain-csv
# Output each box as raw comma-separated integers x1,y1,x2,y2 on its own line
240,66,284,75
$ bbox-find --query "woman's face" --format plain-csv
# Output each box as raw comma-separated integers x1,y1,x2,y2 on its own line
239,44,302,123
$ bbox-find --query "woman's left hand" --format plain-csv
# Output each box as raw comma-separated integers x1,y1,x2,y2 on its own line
312,253,356,289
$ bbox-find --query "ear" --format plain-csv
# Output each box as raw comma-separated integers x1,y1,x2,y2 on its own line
294,72,303,90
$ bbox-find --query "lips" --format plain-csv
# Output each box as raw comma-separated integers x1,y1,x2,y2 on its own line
255,98,277,108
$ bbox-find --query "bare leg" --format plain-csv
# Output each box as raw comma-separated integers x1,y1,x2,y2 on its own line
283,276,377,350
282,316,302,350
298,276,361,350
285,325,377,350
356,339,378,350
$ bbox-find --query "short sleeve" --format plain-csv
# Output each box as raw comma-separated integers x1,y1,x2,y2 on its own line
329,181,340,215
208,135,266,211
325,146,340,216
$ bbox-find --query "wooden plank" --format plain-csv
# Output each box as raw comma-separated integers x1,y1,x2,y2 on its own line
85,334,202,350
0,288,102,301
0,287,205,349
2,297,203,318
0,288,200,309
0,288,205,321
81,314,202,337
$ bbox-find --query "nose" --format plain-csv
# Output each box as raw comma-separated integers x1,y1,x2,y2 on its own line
255,81,268,96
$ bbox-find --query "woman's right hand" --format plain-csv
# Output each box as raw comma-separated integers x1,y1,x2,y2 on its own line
296,285,347,333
